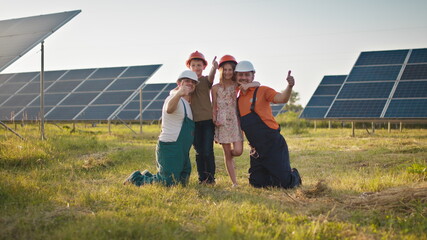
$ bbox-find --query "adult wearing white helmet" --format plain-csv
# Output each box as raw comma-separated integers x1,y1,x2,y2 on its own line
235,61,302,189
124,70,198,187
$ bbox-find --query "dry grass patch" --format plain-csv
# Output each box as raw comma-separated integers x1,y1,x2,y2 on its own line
346,182,427,212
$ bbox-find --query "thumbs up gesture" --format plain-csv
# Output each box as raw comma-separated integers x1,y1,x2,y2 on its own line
286,70,295,87
212,56,218,70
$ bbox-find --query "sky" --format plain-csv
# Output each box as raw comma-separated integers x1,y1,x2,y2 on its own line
1,0,427,106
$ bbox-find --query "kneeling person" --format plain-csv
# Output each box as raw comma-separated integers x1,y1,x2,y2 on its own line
123,70,198,186
235,61,301,189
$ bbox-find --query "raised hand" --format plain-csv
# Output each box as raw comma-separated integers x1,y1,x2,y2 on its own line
212,56,218,70
177,85,192,96
286,70,295,87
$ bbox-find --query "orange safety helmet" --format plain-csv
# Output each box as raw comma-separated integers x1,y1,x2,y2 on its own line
219,55,237,68
186,51,208,68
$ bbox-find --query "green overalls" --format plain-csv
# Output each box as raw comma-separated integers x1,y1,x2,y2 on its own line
127,100,195,186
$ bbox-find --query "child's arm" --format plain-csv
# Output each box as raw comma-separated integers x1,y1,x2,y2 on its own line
208,56,218,84
211,84,220,126
239,81,260,91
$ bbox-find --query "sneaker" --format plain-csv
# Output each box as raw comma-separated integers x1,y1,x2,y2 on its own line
123,170,141,185
141,170,153,178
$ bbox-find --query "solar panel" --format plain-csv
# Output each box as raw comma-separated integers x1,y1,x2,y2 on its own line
59,69,96,81
355,50,408,66
76,106,119,120
337,82,394,99
0,83,27,94
346,65,402,82
0,10,81,72
7,72,39,83
299,107,329,119
18,82,53,94
107,77,148,90
46,106,85,120
0,64,162,121
401,64,427,80
3,94,37,106
89,67,126,79
74,79,114,92
60,93,99,105
393,81,427,98
327,100,387,118
408,49,427,63
46,80,81,93
313,85,342,95
384,99,427,118
120,65,161,78
271,103,286,116
44,71,67,81
319,75,346,85
306,96,335,107
15,106,52,120
325,48,427,120
0,74,13,84
299,75,346,119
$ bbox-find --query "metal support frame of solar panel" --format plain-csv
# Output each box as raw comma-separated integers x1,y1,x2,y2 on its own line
325,48,427,121
0,10,81,73
113,82,176,121
299,75,346,119
0,64,162,121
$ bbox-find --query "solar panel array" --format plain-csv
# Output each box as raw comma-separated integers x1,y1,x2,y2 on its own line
118,84,283,119
0,65,163,121
299,75,346,119
300,48,427,120
0,10,81,72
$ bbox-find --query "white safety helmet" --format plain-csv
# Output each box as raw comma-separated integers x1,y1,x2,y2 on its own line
177,70,198,82
235,60,255,72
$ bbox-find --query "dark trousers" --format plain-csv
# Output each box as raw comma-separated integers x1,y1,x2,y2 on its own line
240,111,300,189
193,120,216,183
248,136,300,188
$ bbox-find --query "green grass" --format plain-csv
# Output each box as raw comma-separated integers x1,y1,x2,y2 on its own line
1,123,426,239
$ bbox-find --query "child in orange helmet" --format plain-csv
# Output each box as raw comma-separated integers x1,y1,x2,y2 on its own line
211,55,259,187
186,51,217,184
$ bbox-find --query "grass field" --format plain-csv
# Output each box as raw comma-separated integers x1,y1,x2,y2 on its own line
0,123,426,239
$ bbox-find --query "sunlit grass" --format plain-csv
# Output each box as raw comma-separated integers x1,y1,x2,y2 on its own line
1,123,426,239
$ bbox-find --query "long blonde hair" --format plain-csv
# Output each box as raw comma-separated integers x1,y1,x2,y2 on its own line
218,62,237,87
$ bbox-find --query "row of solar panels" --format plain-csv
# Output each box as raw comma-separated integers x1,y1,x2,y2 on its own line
0,65,285,121
0,65,183,121
0,11,286,122
300,48,427,120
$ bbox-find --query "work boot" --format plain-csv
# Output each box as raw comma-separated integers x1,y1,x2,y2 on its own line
292,168,302,187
